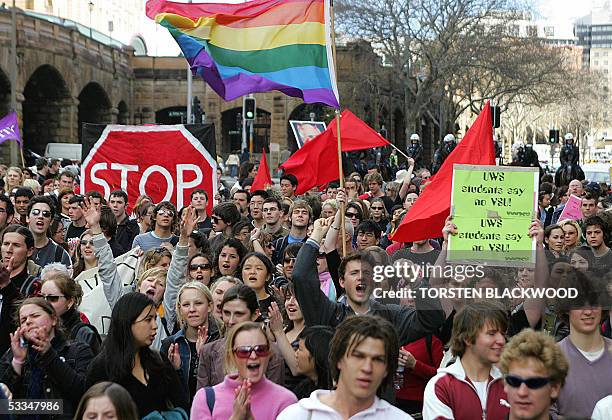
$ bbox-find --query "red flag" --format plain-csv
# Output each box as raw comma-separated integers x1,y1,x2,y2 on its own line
391,102,495,242
251,148,273,191
280,109,390,194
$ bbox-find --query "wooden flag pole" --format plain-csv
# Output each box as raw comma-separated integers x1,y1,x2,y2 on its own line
329,0,346,257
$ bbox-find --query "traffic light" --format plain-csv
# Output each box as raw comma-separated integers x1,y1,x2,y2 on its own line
243,97,256,121
548,129,559,144
490,106,501,128
192,96,202,124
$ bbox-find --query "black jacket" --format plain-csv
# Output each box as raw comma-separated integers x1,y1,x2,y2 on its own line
0,334,94,419
61,307,101,355
293,239,445,346
115,217,140,252
0,283,21,357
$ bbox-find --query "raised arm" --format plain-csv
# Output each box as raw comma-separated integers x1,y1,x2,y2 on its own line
84,197,124,309
294,218,343,327
523,220,548,328
396,157,415,203
164,206,197,331
268,302,298,376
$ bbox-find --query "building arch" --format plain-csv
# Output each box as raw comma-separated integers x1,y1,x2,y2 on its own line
0,67,10,118
23,64,72,155
221,107,271,154
117,100,129,124
78,82,112,141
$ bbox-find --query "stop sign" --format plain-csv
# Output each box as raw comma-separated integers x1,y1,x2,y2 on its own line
81,125,217,213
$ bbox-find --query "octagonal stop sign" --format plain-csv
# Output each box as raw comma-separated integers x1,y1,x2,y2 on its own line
81,125,217,213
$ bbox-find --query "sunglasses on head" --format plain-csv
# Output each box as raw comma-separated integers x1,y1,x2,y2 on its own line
504,375,550,390
233,344,270,359
189,263,212,271
42,294,65,303
31,209,52,218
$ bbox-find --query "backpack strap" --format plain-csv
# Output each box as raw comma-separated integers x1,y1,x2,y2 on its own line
54,243,64,263
425,334,433,365
205,386,215,414
160,316,172,337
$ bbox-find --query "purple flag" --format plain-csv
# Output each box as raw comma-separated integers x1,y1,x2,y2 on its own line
0,112,21,146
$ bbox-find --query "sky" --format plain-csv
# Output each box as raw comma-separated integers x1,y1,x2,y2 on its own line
536,0,596,37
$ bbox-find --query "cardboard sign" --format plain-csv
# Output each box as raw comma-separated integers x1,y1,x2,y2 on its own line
448,165,539,266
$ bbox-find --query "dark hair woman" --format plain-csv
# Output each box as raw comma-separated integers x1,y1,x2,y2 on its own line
85,292,189,418
0,297,94,418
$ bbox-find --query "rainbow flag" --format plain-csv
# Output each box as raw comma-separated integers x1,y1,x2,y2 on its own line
146,0,340,108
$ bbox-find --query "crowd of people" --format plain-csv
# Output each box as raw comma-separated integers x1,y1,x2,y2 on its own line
0,154,610,420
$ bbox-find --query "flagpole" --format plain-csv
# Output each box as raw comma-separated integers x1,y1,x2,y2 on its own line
9,0,20,166
329,0,346,257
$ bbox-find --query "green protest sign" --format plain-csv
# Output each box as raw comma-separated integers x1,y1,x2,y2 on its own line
447,165,538,266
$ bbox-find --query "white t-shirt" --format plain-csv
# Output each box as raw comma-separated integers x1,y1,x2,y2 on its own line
578,347,605,362
472,380,488,410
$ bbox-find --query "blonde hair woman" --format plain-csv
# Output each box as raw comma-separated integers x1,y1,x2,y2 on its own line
558,219,582,252
162,282,220,401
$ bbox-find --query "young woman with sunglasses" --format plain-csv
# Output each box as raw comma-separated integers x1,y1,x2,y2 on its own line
161,282,220,402
0,297,95,417
369,197,389,237
73,230,97,278
187,252,214,286
191,321,296,419
40,271,101,354
197,284,286,388
86,292,189,418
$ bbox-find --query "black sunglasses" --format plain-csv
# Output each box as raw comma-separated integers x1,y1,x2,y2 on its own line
504,375,550,390
345,212,359,219
42,294,65,303
211,216,223,223
189,263,212,271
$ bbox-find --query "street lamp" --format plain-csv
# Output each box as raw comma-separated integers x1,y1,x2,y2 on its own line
88,1,94,39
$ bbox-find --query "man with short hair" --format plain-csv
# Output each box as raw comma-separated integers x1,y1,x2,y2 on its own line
13,187,34,226
248,190,268,229
209,201,241,253
363,172,394,213
232,189,250,217
278,316,409,419
423,300,509,419
48,158,61,179
27,196,72,270
0,195,14,231
109,190,139,251
0,225,38,297
59,171,75,191
584,215,612,273
355,220,380,250
581,193,598,220
280,174,298,199
65,195,87,241
191,189,212,232
272,200,311,264
293,217,444,344
35,158,49,184
131,201,179,251
551,274,612,418
499,329,568,420
262,197,289,240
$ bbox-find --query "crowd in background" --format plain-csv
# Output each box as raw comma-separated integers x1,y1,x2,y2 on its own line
0,155,610,419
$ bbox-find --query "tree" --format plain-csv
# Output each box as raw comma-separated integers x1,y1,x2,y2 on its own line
335,0,576,142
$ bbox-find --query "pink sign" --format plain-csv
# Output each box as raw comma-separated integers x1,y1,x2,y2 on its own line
558,194,583,222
